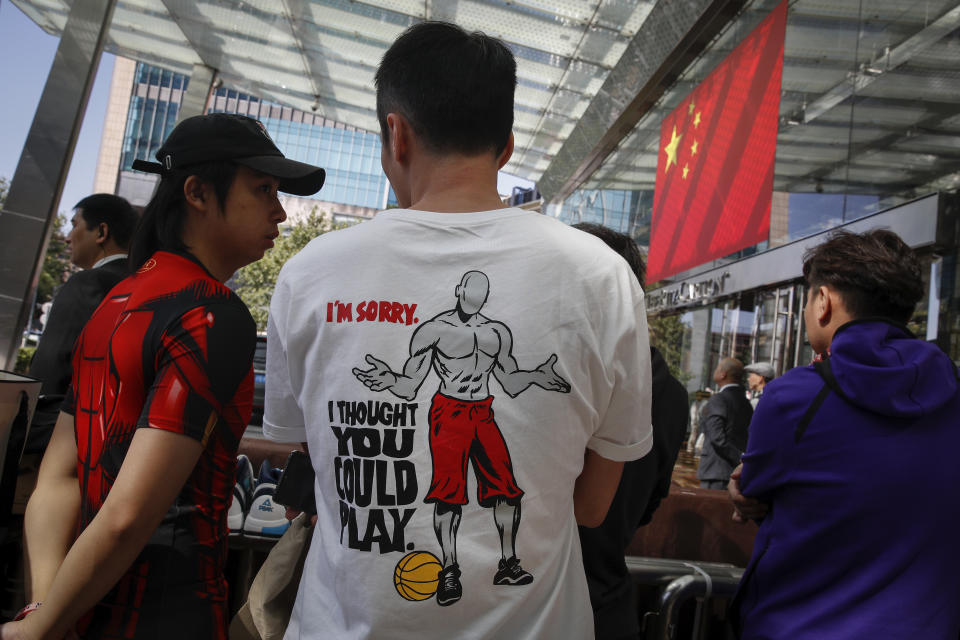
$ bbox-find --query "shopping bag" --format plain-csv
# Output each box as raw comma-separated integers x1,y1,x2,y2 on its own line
230,513,313,640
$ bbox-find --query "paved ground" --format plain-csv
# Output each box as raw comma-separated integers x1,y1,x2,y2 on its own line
671,447,700,489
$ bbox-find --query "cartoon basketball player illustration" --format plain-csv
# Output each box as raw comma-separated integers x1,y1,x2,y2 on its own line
353,270,570,607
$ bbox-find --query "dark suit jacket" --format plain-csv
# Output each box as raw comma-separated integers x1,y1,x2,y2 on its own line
697,384,753,482
579,347,689,639
26,257,128,451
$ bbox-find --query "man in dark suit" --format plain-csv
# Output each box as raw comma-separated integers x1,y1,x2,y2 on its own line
27,194,138,452
697,357,752,490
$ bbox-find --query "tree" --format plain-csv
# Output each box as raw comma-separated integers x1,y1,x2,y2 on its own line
234,207,340,331
648,312,690,385
37,213,74,306
2,177,74,306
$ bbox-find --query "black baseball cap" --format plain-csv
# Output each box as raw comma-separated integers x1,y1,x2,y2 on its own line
131,113,325,196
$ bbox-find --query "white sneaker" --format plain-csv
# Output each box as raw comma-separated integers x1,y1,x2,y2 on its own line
228,454,254,536
242,460,290,539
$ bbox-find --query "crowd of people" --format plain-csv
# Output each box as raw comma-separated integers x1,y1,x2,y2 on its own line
2,19,958,640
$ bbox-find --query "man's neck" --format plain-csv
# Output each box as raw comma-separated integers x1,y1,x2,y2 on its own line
404,153,507,213
181,245,232,282
180,215,235,282
91,252,127,269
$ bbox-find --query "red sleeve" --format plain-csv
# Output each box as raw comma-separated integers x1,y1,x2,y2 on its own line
137,301,256,442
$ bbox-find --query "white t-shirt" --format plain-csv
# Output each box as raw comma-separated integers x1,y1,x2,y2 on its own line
265,207,653,640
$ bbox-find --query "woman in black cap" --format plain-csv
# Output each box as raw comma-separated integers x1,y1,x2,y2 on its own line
4,114,324,640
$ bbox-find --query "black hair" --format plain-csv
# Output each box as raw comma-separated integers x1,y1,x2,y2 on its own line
802,229,923,324
73,193,139,250
128,161,238,271
572,223,647,287
375,21,516,157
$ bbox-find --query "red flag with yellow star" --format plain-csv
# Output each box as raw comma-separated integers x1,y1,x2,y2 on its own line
647,0,787,282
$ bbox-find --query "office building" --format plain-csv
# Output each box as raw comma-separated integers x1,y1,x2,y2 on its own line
94,58,394,223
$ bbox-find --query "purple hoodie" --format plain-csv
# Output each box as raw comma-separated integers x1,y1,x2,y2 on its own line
737,320,960,639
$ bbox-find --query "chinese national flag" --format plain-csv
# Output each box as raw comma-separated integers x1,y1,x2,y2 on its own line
646,0,787,282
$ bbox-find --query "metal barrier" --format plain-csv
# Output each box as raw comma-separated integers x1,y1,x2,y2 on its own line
626,557,744,640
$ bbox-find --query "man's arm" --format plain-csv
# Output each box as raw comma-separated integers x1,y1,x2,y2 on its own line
728,463,769,523
491,325,570,397
574,450,624,527
352,323,436,400
701,398,743,467
577,283,651,527
729,382,795,520
10,428,203,640
22,411,80,602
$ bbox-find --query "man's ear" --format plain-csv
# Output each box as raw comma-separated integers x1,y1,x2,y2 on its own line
496,132,514,170
816,285,833,326
96,222,109,245
184,175,210,213
386,113,410,164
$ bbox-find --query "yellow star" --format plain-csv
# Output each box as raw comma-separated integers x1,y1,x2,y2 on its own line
688,102,695,115
683,164,690,179
662,126,682,171
694,111,702,128
690,139,699,156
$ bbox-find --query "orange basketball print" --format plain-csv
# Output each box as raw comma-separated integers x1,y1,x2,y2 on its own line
394,550,442,601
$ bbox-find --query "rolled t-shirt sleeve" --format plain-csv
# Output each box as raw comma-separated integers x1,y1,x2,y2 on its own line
588,282,653,462
138,302,256,441
263,273,306,443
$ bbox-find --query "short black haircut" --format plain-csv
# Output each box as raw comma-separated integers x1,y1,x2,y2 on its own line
74,193,139,250
128,161,238,271
572,223,646,287
375,21,516,157
802,229,923,324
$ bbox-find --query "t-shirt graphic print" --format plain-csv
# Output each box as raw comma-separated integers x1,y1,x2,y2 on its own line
351,270,570,607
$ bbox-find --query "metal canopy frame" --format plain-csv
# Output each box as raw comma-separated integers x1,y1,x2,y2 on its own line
583,0,960,202
11,0,659,184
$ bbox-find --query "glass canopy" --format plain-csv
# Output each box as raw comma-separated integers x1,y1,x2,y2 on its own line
589,0,960,199
13,0,960,210
12,0,657,183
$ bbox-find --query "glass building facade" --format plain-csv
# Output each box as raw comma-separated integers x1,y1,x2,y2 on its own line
549,188,652,242
665,235,943,393
117,62,393,212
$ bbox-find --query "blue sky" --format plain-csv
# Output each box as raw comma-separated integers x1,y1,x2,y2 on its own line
0,2,115,217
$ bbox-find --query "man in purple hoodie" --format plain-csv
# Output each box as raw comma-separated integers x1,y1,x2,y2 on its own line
732,229,960,639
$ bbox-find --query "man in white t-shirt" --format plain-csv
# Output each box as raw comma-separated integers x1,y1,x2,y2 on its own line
264,21,653,639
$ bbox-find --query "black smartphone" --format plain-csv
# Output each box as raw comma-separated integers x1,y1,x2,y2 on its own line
273,450,317,515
